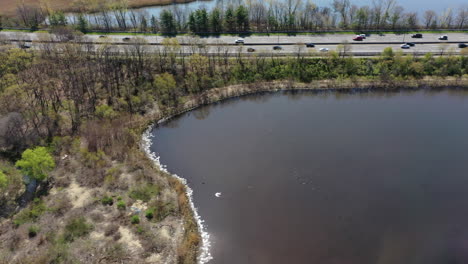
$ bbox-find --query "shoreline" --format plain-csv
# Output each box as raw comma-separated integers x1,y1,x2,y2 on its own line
140,76,468,263
0,0,201,17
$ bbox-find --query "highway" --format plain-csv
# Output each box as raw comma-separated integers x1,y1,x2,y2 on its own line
1,31,467,55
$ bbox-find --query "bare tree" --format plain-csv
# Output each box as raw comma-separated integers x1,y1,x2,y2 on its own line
423,10,437,29
440,8,454,29
455,7,468,29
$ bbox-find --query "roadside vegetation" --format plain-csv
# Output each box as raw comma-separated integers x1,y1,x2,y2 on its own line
0,0,467,34
0,30,467,263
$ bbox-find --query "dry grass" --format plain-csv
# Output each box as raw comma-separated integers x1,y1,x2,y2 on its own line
0,0,197,16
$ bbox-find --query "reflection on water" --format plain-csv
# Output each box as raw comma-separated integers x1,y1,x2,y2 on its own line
153,89,468,264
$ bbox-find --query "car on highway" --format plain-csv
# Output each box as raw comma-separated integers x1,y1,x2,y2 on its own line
353,36,364,41
305,43,315,47
235,39,245,44
19,43,31,49
319,48,329,52
359,34,367,39
273,46,282,50
247,48,256,52
411,33,423,38
438,35,448,40
458,43,467,48
99,35,107,38
400,44,410,49
405,42,415,47
122,37,131,41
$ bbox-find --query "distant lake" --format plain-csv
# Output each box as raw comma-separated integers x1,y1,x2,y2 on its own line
152,89,468,264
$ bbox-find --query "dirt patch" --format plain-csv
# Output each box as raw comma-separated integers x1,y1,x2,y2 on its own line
67,181,92,208
118,226,143,253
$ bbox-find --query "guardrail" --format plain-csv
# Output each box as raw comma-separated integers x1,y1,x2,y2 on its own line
1,27,468,35
4,39,466,46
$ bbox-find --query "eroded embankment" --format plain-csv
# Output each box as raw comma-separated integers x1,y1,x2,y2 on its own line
140,76,468,264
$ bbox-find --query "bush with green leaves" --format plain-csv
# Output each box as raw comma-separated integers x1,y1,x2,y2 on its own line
15,147,55,182
145,208,155,220
130,215,140,224
117,201,126,210
28,225,39,238
13,198,47,226
129,184,160,202
63,217,93,242
0,171,7,189
101,196,113,206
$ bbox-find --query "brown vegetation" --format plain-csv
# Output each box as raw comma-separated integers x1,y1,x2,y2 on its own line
0,0,196,17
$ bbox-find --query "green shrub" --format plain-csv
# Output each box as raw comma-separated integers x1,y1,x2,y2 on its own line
101,196,113,206
136,226,144,234
129,184,160,202
95,104,117,119
13,198,47,226
130,215,140,224
117,201,126,210
0,171,7,189
15,147,55,181
145,208,154,220
28,225,39,238
63,217,93,242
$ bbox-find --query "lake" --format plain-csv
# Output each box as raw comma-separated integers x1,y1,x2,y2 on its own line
151,89,468,264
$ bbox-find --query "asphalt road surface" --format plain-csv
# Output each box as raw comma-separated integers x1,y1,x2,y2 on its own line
1,31,467,55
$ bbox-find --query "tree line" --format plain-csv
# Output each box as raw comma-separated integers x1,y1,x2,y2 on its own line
1,0,467,34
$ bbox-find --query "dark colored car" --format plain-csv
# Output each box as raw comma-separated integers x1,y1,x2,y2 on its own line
99,35,107,38
247,48,256,52
20,43,31,49
305,43,315,47
273,46,282,50
406,42,415,46
122,37,131,41
353,36,364,41
411,33,423,38
458,43,467,48
438,35,448,40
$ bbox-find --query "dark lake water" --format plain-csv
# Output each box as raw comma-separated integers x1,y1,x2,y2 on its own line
151,89,468,264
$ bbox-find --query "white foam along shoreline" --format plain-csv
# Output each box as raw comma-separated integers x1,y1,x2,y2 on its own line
142,124,213,264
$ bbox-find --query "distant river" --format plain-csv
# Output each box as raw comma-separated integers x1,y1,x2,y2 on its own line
151,89,468,264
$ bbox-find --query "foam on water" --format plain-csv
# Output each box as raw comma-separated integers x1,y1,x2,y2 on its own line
142,124,213,264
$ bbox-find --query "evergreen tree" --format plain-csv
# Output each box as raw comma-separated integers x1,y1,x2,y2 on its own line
225,7,236,32
77,14,88,33
196,9,209,33
160,10,176,35
236,5,249,32
210,8,223,33
140,16,148,32
150,15,158,33
188,12,197,32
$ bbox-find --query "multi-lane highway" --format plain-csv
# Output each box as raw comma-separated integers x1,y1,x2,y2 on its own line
1,31,467,55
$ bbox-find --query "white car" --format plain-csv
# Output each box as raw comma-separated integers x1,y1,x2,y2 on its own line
400,44,410,49
359,34,367,39
235,39,245,44
319,48,329,52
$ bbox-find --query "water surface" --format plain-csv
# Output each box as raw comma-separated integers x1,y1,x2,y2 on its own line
152,89,468,264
